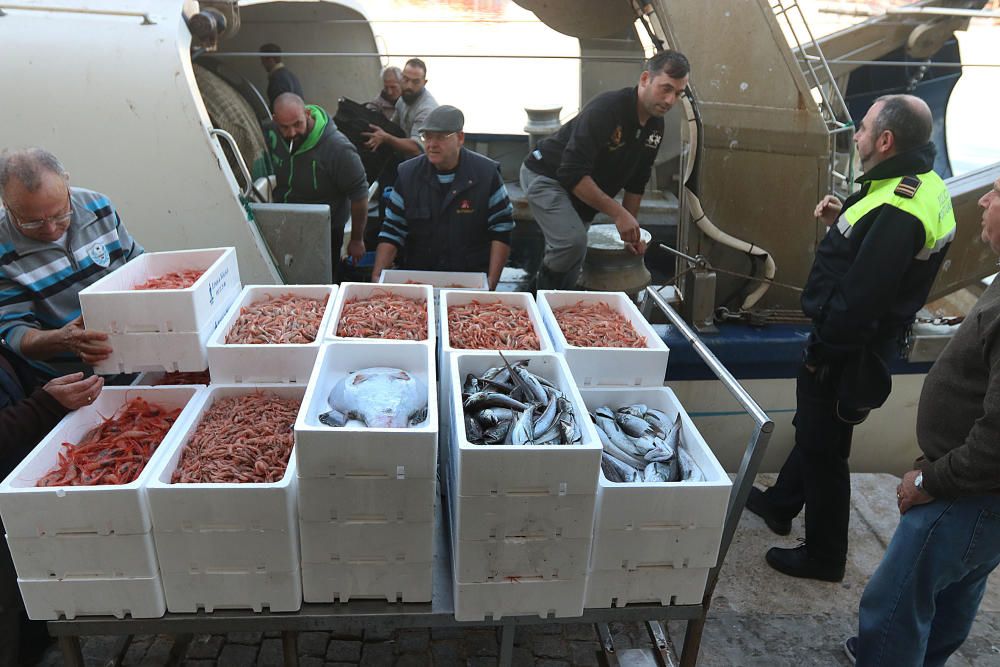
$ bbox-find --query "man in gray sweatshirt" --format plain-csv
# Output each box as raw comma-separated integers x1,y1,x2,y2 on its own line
845,176,1000,666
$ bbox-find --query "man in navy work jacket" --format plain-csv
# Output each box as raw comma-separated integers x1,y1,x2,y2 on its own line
520,50,690,290
371,105,515,290
747,95,956,583
0,148,143,376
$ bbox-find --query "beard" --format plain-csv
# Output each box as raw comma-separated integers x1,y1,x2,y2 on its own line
401,88,422,105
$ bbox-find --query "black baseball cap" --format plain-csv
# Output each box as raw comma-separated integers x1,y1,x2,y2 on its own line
421,105,464,133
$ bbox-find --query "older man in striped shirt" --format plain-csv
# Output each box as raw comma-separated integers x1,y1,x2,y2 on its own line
0,148,143,375
371,105,514,290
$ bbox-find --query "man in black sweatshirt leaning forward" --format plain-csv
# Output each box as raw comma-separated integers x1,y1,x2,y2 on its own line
844,176,1000,666
520,50,690,290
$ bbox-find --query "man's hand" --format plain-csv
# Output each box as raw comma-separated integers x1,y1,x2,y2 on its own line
347,239,366,265
42,372,104,411
814,195,843,228
612,209,641,245
624,239,647,256
60,316,113,365
363,124,389,151
897,469,933,515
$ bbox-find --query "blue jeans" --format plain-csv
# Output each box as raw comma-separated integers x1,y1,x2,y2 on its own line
857,494,1000,666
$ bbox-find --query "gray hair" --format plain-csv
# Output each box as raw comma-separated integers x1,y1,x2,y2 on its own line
0,147,67,198
872,94,932,153
382,66,402,82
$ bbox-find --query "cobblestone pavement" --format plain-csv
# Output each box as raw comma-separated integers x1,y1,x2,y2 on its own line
31,621,661,666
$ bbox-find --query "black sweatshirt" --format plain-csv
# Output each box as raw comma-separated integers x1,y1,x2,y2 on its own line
524,86,664,222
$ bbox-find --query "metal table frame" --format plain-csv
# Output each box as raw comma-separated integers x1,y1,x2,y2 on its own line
47,291,773,667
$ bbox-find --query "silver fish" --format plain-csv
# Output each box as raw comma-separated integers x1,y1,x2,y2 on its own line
462,374,481,398
325,367,427,428
643,436,675,463
533,395,560,435
510,363,547,404
644,408,672,432
678,445,705,482
511,406,535,445
642,461,671,483
466,415,484,443
483,420,511,445
617,403,648,418
533,423,563,445
616,412,655,438
475,407,515,427
464,391,528,412
602,452,638,483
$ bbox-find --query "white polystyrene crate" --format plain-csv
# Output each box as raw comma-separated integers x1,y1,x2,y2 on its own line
153,528,299,574
380,269,488,291
454,536,591,582
17,575,166,620
6,531,158,579
451,492,597,541
578,387,730,533
93,326,215,375
584,566,708,608
145,384,303,533
207,284,337,383
537,290,669,387
449,352,601,496
295,341,438,479
160,569,301,613
589,525,725,570
301,560,432,603
452,575,585,622
326,282,434,342
439,290,555,427
298,520,432,564
297,476,436,523
0,386,202,539
79,247,240,334
133,370,210,386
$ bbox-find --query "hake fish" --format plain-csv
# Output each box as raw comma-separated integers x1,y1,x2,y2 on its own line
320,367,428,428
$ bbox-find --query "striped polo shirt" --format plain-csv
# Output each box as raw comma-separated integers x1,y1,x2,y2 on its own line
0,187,143,355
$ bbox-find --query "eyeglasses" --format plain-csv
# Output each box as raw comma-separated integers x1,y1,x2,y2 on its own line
418,131,456,143
3,196,73,230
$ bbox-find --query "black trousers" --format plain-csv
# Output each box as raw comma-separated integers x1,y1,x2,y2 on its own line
764,362,856,564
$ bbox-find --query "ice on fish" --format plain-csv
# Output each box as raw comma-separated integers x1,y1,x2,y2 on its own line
320,367,428,428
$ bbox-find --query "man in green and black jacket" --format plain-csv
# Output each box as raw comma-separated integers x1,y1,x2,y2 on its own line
260,93,369,272
747,94,957,582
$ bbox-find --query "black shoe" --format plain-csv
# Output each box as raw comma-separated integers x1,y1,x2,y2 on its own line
746,487,792,536
843,636,857,664
765,544,845,582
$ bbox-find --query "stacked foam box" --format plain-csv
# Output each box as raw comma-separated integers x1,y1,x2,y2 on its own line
447,352,602,621
0,386,202,619
578,386,730,608
295,340,438,602
145,384,304,613
207,285,337,383
79,248,241,375
379,269,489,292
536,290,669,388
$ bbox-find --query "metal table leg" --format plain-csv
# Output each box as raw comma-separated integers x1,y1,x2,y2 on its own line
596,623,620,667
282,630,299,666
57,635,85,667
498,620,515,667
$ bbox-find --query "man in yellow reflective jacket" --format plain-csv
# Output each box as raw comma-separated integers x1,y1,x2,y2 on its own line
747,94,957,582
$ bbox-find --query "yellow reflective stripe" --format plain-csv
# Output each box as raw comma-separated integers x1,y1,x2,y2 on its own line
842,171,956,251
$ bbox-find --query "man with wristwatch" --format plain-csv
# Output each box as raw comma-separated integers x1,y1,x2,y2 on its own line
844,176,1000,666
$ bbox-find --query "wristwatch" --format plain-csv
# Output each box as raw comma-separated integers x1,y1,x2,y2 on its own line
914,472,924,492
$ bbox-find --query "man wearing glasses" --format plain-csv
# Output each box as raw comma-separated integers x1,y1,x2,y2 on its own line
0,148,142,374
371,106,514,290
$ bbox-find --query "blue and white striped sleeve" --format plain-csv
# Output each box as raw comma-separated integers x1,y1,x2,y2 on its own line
486,169,515,245
378,186,408,249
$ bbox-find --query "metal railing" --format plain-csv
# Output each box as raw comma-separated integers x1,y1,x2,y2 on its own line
643,286,774,667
